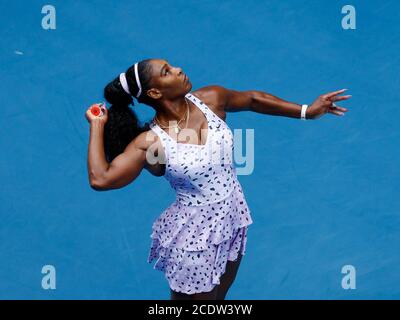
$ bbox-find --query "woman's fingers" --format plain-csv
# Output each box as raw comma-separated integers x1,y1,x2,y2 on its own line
329,102,349,115
332,94,352,102
328,108,345,116
87,103,106,114
323,89,348,100
101,103,107,114
85,102,106,121
331,105,348,112
317,90,351,117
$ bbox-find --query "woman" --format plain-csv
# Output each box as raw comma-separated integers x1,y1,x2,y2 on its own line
85,58,350,300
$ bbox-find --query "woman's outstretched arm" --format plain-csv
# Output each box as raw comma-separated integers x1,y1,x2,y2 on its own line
246,88,350,119
200,85,350,120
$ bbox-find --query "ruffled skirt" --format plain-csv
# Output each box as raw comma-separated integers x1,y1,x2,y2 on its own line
147,177,253,294
148,226,248,294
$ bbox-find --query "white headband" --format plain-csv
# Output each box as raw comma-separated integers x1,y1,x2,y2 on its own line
119,72,131,95
134,62,142,98
119,62,142,99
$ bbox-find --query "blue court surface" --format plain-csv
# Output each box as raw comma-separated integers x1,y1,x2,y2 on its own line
0,0,399,299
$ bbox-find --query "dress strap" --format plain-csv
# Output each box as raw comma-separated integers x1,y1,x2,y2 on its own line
185,93,225,128
149,120,176,166
185,93,213,122
149,120,171,142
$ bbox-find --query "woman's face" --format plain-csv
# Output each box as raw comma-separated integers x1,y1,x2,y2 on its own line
147,59,192,100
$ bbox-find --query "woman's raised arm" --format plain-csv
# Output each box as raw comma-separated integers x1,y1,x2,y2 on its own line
86,104,147,191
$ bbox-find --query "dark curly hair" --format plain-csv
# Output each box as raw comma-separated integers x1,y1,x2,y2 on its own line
103,59,154,162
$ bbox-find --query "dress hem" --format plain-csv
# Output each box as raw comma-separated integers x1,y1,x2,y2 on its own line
149,226,249,295
168,250,247,295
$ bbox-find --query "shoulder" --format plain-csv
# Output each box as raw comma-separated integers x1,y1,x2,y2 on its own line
191,85,230,120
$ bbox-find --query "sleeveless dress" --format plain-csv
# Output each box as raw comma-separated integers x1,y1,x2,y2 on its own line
147,92,253,294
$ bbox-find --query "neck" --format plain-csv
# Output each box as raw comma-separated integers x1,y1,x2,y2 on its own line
154,96,190,124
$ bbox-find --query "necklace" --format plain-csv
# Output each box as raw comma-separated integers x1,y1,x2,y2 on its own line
154,97,190,134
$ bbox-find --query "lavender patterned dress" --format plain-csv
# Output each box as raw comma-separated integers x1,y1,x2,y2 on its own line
147,92,253,294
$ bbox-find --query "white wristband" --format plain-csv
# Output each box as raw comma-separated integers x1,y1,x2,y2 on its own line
301,104,309,120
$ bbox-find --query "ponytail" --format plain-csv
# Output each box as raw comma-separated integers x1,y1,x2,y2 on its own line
103,59,154,162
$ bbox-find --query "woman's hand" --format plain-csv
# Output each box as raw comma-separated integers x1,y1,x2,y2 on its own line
85,103,108,124
308,89,351,120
